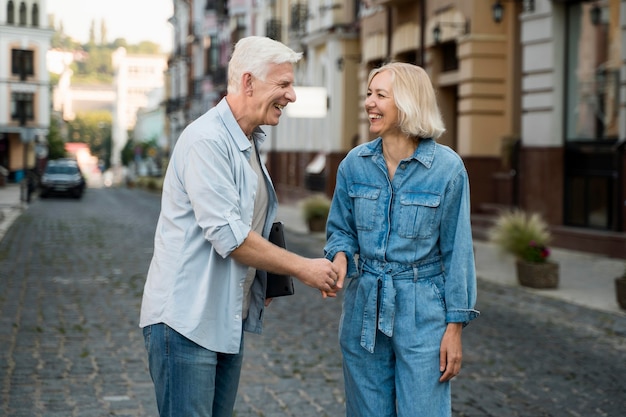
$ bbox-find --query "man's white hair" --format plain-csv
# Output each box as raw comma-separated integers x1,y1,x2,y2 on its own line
227,36,302,94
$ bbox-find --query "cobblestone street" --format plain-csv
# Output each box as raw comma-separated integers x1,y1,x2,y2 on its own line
1,187,625,416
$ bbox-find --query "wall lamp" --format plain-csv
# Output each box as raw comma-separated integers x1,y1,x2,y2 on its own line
492,0,535,24
432,20,470,44
590,3,603,26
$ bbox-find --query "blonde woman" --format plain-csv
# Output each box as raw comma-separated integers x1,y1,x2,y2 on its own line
325,62,479,416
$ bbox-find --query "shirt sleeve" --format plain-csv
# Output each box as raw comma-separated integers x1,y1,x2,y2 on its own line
324,162,359,278
183,137,251,259
439,166,480,325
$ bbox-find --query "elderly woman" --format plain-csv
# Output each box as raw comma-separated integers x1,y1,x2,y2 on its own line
325,62,479,417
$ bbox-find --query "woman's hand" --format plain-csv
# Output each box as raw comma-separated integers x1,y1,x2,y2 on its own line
439,323,463,382
320,252,348,298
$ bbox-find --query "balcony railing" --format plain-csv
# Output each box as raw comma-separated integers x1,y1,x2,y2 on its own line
290,3,308,34
266,19,282,42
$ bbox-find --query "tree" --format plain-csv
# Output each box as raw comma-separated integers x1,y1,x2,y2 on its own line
66,111,113,168
100,19,107,45
89,19,96,46
47,115,67,160
128,41,161,54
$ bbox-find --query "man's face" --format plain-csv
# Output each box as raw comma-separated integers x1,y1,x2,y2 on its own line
251,62,297,126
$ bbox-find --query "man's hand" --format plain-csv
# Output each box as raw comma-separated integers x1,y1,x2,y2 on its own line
296,258,340,298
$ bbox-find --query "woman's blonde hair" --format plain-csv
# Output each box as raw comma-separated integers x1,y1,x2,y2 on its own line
228,36,302,94
367,62,445,139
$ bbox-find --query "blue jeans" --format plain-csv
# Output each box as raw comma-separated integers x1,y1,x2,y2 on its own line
339,263,450,417
143,323,244,417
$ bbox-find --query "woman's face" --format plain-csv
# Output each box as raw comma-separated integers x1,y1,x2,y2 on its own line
364,70,400,137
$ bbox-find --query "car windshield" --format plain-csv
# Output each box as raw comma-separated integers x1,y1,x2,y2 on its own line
46,166,78,175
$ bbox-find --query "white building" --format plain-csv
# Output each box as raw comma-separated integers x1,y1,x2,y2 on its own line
0,0,53,181
110,47,167,167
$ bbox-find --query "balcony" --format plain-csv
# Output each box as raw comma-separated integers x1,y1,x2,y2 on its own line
204,0,228,16
266,19,282,41
290,3,308,35
368,0,415,6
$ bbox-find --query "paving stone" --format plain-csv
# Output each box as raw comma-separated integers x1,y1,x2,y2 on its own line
0,188,624,416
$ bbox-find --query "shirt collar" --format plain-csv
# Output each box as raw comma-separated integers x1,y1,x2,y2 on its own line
216,98,267,152
358,137,436,169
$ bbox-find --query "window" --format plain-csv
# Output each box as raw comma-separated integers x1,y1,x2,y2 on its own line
290,3,307,34
18,1,26,25
7,0,14,24
440,42,458,72
565,3,618,141
11,92,35,123
11,49,34,80
265,19,281,41
563,3,620,231
205,35,219,74
31,3,39,27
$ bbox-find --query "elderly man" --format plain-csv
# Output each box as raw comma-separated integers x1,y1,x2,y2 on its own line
139,36,339,417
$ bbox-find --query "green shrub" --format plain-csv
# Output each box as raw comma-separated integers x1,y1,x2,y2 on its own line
301,193,331,221
488,209,552,263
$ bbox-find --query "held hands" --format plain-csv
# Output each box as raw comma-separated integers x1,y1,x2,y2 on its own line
296,258,341,298
320,252,348,298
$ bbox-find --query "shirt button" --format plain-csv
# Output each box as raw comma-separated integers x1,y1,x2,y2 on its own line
235,314,240,320
400,164,406,169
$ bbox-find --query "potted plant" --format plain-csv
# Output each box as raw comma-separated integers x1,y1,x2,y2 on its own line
301,193,331,233
488,209,559,289
615,262,626,310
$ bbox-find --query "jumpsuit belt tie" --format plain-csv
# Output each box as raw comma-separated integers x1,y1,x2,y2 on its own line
357,257,444,353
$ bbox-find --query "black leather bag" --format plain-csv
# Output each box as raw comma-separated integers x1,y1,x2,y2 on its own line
265,222,295,298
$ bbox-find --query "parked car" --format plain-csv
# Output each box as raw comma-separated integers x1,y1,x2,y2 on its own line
40,159,86,199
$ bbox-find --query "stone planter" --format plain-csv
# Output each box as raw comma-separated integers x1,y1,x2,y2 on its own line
515,260,559,289
615,277,626,310
307,216,326,233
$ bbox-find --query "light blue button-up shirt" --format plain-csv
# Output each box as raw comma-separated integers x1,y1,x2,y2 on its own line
139,98,278,354
325,138,479,352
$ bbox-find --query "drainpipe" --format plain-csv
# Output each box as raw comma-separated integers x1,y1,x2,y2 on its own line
420,0,425,67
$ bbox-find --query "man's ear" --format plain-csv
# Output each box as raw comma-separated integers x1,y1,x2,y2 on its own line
242,73,254,95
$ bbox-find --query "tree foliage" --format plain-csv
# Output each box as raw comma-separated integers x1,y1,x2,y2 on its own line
47,115,67,160
66,111,113,169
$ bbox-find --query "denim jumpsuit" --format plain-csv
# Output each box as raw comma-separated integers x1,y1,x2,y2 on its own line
324,138,479,417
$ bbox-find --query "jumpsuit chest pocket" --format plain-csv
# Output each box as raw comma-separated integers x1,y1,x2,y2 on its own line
348,184,381,231
396,192,440,239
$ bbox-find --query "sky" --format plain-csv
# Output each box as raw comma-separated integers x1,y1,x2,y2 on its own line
47,0,173,53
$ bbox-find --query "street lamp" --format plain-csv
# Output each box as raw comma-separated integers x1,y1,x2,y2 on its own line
590,3,603,26
492,0,535,24
432,20,470,44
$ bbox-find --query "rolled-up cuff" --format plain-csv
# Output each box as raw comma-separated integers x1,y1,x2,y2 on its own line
446,308,480,327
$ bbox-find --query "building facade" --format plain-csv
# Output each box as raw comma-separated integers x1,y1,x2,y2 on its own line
0,0,53,182
111,47,167,167
165,0,625,258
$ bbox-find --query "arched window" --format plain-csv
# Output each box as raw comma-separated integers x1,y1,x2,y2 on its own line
32,3,39,27
18,2,26,26
7,0,15,24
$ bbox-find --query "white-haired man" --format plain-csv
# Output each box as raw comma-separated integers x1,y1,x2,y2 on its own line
139,36,340,417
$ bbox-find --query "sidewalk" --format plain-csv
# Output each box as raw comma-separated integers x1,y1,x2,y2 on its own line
0,183,26,242
274,200,626,316
0,182,624,316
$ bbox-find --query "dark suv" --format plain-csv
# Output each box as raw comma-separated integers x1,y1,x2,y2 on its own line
40,159,86,199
